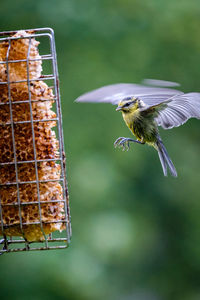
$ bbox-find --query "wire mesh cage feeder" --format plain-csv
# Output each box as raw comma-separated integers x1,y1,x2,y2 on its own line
0,28,71,254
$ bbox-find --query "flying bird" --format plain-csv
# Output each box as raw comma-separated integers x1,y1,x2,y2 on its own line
75,80,200,177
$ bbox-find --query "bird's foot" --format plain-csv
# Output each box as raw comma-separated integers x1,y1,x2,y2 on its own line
114,137,130,151
114,137,143,151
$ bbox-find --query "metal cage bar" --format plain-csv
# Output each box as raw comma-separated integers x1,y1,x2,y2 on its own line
0,28,71,254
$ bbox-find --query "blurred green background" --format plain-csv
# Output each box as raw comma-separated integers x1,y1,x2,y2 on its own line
1,0,200,299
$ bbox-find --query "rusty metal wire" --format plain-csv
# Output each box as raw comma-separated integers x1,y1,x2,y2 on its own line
0,28,71,254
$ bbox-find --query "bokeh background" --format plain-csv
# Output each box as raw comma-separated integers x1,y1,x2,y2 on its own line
1,1,200,299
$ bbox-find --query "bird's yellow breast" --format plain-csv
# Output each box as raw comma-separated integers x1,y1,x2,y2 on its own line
122,109,157,143
122,109,141,131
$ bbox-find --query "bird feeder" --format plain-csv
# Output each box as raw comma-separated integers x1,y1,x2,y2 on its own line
0,28,71,254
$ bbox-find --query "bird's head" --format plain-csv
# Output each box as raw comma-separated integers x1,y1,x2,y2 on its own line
116,97,138,113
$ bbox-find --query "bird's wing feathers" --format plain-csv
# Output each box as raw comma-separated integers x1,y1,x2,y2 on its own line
75,83,182,105
141,79,180,88
148,93,200,129
138,93,178,107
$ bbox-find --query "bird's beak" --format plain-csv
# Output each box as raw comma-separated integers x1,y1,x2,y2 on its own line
116,106,123,111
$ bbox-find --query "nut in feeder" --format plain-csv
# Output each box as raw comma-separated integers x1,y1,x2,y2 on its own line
0,28,71,254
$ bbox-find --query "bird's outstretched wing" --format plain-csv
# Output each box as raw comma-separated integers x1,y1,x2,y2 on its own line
151,93,200,129
75,83,182,105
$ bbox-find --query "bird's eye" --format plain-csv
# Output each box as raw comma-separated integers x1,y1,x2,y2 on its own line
124,102,131,107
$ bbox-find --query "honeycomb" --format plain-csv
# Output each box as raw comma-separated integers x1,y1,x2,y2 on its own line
0,31,66,241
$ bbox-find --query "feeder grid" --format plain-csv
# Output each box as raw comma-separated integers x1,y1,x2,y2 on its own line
0,28,71,254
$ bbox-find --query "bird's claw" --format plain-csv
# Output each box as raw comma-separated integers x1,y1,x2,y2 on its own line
114,137,130,151
114,137,124,147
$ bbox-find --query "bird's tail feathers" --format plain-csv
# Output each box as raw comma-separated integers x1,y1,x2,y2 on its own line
156,137,177,177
